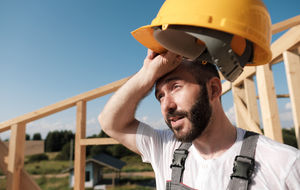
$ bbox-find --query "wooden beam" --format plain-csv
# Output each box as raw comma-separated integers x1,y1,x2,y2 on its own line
233,67,256,86
0,140,41,190
256,64,283,142
74,101,87,190
272,15,300,35
80,138,119,146
270,25,300,65
233,91,262,134
221,81,231,95
244,77,260,126
7,123,26,190
283,50,300,148
20,169,41,190
0,77,130,132
232,86,248,131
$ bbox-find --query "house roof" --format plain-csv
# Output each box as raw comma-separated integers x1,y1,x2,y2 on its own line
88,153,126,171
65,153,126,173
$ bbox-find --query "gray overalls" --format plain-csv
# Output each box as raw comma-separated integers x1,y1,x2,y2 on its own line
166,131,259,190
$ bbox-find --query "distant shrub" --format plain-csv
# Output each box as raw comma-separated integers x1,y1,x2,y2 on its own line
28,153,49,163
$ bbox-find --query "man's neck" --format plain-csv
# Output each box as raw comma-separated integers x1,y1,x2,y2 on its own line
192,112,237,160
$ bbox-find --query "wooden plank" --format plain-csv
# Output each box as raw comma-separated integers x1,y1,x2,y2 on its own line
80,138,119,146
232,86,248,131
233,91,262,134
20,169,41,190
221,81,231,95
272,15,300,35
7,123,26,190
256,64,283,142
270,25,300,65
244,77,260,126
233,67,256,86
0,77,130,132
0,140,41,190
74,101,87,190
0,140,8,175
283,50,300,148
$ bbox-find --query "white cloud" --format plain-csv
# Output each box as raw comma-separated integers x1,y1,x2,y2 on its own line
27,120,76,139
280,111,293,122
285,101,291,110
87,117,97,125
225,106,236,125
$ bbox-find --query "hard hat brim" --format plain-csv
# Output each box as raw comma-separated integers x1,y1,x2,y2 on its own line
131,25,167,54
131,24,272,66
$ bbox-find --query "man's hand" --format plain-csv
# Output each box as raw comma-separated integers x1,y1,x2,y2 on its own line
98,49,182,155
142,49,182,82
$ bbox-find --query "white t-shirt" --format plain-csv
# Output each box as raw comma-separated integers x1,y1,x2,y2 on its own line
136,122,300,190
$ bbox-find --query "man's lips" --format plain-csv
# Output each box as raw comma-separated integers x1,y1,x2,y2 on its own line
168,115,185,129
168,115,185,122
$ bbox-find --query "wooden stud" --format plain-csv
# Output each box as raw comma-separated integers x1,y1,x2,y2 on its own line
283,50,300,147
232,86,248,131
0,139,40,190
256,64,283,142
7,123,26,190
244,77,260,127
74,101,87,190
233,91,262,134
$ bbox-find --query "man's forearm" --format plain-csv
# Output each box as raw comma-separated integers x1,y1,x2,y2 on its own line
98,66,155,134
98,50,181,153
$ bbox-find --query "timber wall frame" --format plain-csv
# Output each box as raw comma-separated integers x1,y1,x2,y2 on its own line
0,15,300,190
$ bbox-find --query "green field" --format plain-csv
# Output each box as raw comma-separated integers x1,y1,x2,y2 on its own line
0,153,154,190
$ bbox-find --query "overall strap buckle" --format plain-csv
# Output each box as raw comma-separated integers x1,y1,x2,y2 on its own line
170,149,189,169
231,155,255,181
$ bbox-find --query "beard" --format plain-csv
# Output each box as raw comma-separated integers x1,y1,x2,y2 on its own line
165,85,212,142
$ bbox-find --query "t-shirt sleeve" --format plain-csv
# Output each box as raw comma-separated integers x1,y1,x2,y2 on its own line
136,122,166,163
285,153,300,189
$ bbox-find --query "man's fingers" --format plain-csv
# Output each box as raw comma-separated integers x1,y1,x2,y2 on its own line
164,51,183,65
147,49,159,59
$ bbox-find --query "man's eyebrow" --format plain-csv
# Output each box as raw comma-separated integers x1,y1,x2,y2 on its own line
155,77,182,99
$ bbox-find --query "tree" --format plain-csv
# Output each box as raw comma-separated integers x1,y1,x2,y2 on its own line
282,128,298,148
55,141,74,160
45,130,74,152
25,134,30,140
33,133,42,140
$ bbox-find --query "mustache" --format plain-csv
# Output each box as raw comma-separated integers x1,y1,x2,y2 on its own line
166,110,188,121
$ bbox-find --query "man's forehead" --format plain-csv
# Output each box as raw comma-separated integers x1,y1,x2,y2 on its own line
155,67,184,90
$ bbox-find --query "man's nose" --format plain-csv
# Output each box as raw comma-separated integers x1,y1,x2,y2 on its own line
162,95,177,114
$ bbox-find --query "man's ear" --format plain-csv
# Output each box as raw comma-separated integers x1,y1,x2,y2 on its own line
207,77,222,101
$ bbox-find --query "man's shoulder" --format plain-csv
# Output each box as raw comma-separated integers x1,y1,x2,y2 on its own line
257,134,299,155
255,133,300,172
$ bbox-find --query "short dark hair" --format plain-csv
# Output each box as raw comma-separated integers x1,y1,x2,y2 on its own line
182,58,220,85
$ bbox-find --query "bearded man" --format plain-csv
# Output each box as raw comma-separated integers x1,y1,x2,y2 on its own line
98,50,300,190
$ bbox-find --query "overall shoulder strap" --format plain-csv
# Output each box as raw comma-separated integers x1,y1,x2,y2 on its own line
227,131,259,190
170,142,192,183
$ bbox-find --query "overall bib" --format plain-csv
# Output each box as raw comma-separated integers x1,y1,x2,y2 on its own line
166,131,259,190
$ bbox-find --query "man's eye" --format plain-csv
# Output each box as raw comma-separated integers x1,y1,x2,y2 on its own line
173,84,181,89
157,94,164,101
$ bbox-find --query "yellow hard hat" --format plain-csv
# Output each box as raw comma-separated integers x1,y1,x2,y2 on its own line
131,0,272,81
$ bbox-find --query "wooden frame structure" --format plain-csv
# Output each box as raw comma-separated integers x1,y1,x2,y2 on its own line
0,15,300,190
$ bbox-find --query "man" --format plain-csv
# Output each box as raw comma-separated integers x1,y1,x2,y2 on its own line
98,50,300,189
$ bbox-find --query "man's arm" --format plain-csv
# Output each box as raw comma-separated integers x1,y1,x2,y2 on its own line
98,50,182,155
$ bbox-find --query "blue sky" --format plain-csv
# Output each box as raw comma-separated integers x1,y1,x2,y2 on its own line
0,0,299,140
